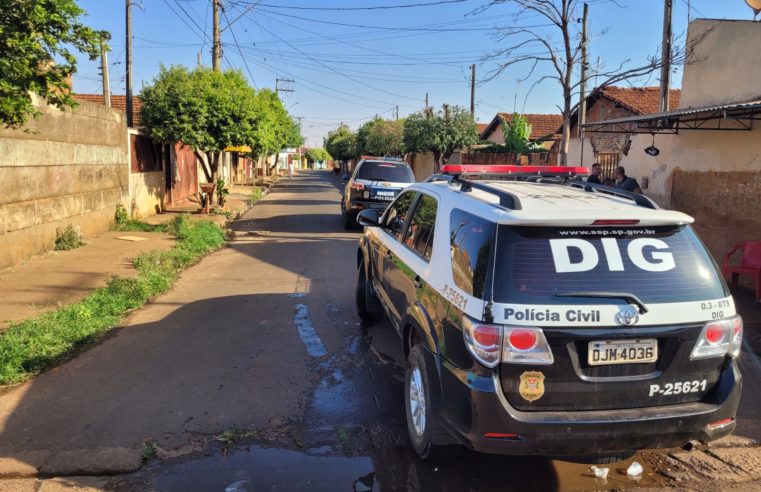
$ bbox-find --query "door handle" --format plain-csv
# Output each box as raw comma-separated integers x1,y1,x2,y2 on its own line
414,276,423,289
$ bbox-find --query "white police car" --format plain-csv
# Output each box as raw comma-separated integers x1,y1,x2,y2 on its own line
355,164,742,461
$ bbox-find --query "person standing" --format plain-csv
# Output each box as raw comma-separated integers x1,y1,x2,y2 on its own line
614,166,642,194
289,161,295,178
587,163,602,184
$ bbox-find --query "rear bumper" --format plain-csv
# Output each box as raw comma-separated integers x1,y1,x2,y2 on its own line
433,355,742,456
348,200,391,211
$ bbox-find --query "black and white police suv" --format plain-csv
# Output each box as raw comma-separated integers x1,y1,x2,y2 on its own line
354,164,742,461
341,156,415,229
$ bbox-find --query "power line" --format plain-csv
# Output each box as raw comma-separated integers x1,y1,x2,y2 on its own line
250,17,420,102
238,0,473,10
221,6,258,87
256,7,498,32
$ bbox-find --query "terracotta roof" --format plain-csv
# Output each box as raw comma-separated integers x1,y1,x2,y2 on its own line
74,94,142,126
493,113,563,140
599,86,681,114
476,122,489,134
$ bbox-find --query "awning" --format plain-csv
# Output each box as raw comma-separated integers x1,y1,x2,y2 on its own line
224,145,252,153
582,99,761,134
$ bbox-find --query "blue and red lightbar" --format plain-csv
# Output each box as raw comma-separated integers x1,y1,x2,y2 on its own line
440,164,589,177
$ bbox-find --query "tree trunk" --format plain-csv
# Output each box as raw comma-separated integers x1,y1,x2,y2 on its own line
433,150,442,173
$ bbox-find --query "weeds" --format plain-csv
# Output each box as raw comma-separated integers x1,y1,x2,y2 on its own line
0,215,225,385
54,225,85,251
249,187,265,205
142,440,157,461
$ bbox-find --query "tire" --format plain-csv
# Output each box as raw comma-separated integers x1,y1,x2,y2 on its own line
341,200,355,229
405,344,461,461
343,211,356,229
356,259,381,325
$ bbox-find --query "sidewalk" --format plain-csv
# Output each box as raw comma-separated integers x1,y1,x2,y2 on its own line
0,231,175,330
0,184,259,331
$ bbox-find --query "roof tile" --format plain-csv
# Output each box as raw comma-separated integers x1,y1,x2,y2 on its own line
74,94,142,126
599,86,681,114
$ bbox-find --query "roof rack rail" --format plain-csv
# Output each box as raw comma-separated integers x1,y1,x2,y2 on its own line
565,180,659,210
424,173,521,210
458,178,522,210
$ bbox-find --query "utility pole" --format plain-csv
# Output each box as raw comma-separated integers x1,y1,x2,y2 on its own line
295,116,304,168
577,2,589,140
425,93,428,109
395,105,399,121
659,0,673,113
212,0,221,72
100,34,111,108
275,78,294,95
197,52,203,67
470,64,476,116
125,0,133,127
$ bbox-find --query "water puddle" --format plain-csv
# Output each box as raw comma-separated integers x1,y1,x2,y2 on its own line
148,444,665,492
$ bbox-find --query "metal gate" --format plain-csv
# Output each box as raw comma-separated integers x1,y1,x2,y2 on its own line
597,153,620,181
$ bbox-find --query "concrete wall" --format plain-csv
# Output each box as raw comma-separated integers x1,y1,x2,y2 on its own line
128,130,166,218
0,96,128,269
129,171,164,218
681,20,761,109
407,152,435,182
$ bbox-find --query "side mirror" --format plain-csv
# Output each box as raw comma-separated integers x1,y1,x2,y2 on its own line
342,174,350,181
357,209,382,228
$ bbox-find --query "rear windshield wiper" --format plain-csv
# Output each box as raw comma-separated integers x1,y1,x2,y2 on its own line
554,291,649,314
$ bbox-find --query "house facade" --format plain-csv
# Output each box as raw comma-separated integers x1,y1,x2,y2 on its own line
574,19,761,261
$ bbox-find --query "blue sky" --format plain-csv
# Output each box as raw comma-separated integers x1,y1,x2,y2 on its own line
73,0,755,147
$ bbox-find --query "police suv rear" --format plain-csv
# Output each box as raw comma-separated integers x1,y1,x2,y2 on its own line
354,165,742,461
341,156,414,228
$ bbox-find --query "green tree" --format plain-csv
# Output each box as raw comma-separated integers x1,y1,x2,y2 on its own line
325,124,357,163
0,0,103,128
364,119,405,157
305,147,331,163
140,65,292,183
500,112,547,154
403,104,478,171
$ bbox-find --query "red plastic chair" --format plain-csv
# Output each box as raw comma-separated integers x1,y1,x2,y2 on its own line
723,241,761,302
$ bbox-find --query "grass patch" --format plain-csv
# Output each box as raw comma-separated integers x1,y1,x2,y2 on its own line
0,214,225,385
249,187,266,206
54,225,85,251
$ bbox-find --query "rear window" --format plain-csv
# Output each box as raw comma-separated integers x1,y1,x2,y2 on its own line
357,161,414,183
493,225,727,305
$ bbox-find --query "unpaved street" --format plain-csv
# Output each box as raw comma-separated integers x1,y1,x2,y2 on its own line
0,170,759,491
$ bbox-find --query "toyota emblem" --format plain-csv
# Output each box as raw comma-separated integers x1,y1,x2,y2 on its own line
615,307,640,326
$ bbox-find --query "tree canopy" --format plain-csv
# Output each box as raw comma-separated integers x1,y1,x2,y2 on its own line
0,0,103,128
140,65,301,182
357,117,405,157
403,104,478,170
305,147,331,163
500,113,544,153
324,124,357,163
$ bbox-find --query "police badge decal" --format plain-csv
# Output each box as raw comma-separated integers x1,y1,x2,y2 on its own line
519,371,546,402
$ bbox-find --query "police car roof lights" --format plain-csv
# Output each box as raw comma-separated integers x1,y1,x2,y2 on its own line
440,164,590,177
361,155,405,162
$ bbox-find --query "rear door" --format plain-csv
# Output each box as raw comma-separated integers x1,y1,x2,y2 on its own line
490,225,733,411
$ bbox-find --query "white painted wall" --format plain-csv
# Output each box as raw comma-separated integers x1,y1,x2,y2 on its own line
681,19,761,109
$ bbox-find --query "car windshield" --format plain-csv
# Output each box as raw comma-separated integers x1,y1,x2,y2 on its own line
357,161,414,183
492,225,728,305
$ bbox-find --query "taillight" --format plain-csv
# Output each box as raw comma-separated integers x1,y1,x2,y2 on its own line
503,327,553,365
350,182,365,191
691,316,743,360
462,316,554,367
462,317,502,368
